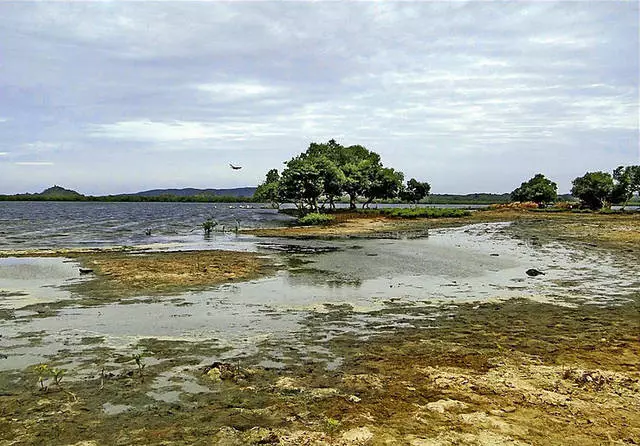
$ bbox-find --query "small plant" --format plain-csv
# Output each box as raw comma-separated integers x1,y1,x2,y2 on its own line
34,364,65,390
298,213,335,226
202,219,217,235
132,353,146,377
325,417,341,437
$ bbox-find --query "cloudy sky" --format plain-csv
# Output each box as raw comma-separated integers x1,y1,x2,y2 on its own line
0,1,638,195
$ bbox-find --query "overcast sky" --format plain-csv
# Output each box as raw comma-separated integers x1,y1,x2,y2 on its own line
0,1,638,195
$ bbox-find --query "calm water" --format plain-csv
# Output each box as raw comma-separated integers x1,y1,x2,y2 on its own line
0,201,294,250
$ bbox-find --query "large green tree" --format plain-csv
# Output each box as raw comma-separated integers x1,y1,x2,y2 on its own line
401,178,431,205
258,139,413,212
254,169,281,208
362,167,404,208
571,171,614,210
611,165,640,208
510,174,557,205
278,156,325,212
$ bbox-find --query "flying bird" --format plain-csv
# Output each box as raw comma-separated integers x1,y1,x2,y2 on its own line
229,164,242,170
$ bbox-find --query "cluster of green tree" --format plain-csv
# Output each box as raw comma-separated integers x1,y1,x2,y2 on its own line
510,165,640,210
92,194,254,203
428,193,511,205
254,139,430,211
571,166,640,210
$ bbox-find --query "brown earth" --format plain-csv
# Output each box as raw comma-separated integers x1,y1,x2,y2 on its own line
249,209,640,251
71,250,274,295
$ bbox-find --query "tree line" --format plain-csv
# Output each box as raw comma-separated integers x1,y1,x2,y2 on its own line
0,193,254,203
253,139,430,212
510,166,640,209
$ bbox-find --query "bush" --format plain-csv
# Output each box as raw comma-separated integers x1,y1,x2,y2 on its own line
380,207,471,219
298,213,336,225
488,202,539,210
553,201,577,210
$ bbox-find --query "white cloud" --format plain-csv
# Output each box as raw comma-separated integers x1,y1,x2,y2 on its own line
0,1,637,193
0,152,8,156
15,161,54,166
22,141,61,152
196,81,285,100
90,119,287,143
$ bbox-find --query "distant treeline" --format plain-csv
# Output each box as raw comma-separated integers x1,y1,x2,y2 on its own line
0,194,254,203
0,192,609,205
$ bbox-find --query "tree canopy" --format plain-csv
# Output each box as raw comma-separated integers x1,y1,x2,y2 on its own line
571,171,614,210
611,165,640,208
510,174,557,205
401,178,431,204
253,139,429,212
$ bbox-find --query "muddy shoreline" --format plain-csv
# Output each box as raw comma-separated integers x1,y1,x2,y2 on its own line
1,212,639,445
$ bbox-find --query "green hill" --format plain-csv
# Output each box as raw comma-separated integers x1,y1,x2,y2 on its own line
39,185,84,199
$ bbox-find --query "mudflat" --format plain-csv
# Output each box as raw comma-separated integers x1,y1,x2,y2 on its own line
0,211,638,445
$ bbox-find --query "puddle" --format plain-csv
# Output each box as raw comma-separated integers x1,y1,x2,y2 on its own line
0,257,86,309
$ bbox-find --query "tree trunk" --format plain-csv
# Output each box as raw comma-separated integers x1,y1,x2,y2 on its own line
349,194,357,210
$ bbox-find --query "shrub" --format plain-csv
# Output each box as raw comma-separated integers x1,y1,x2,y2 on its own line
298,213,336,225
488,202,539,210
202,219,217,235
553,201,576,210
381,207,471,219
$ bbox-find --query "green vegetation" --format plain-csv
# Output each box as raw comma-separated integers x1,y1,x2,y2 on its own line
253,169,281,208
254,139,430,212
34,364,65,390
202,219,217,235
612,165,640,208
510,174,557,205
380,207,471,219
427,193,511,204
132,353,146,377
0,191,254,203
400,178,431,204
569,165,639,210
571,171,614,210
297,213,336,226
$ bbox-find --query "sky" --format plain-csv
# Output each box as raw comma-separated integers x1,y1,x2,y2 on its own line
0,1,638,195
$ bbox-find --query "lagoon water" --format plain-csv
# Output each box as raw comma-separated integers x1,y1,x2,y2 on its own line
0,201,295,250
0,201,489,251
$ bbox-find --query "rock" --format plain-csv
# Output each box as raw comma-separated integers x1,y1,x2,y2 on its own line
348,395,362,403
426,399,469,414
79,268,94,274
503,406,517,413
341,427,373,443
275,377,303,393
525,268,545,277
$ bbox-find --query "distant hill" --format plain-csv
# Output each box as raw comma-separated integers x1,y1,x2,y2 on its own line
127,187,257,198
39,185,84,198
